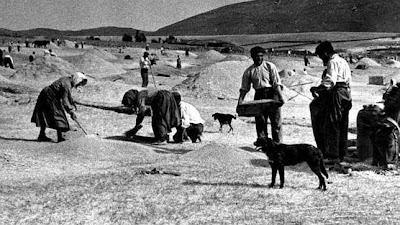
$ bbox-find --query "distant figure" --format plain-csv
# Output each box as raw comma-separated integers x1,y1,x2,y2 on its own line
17,41,21,52
44,49,50,56
160,46,165,55
29,51,36,62
81,41,84,49
177,55,182,69
145,43,149,51
139,52,151,87
304,51,310,66
0,50,3,66
8,44,12,53
49,49,57,57
3,54,14,69
303,68,308,76
185,48,189,57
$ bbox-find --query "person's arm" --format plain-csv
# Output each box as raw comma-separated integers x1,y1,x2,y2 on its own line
322,60,338,89
238,69,251,105
61,83,77,120
269,63,285,106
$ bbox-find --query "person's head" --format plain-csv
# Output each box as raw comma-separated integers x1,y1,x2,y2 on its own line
72,72,88,88
172,91,181,105
250,46,266,66
122,89,139,108
143,52,149,58
315,41,335,65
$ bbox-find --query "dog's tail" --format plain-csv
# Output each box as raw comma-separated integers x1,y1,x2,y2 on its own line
320,158,329,179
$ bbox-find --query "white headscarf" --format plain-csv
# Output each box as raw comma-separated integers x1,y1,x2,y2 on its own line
71,72,88,88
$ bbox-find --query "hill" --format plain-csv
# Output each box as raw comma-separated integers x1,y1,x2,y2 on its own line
154,0,400,35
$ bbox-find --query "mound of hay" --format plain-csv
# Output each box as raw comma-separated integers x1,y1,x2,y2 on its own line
179,142,260,166
87,48,117,61
73,80,133,104
0,67,15,78
10,56,76,81
223,54,250,62
196,50,226,61
386,59,400,68
356,57,381,67
73,53,126,78
38,137,159,167
173,60,252,99
64,40,77,48
279,69,296,78
173,60,311,102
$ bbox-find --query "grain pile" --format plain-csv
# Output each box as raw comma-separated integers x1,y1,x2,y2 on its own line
32,137,160,173
356,57,381,67
10,56,76,81
87,48,118,61
73,80,133,104
179,142,262,166
73,53,126,78
196,50,226,61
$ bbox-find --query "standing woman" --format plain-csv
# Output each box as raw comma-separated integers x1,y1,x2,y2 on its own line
31,72,88,142
139,52,151,87
122,88,181,145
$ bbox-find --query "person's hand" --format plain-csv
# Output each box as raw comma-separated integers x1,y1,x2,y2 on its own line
310,87,319,98
70,111,77,121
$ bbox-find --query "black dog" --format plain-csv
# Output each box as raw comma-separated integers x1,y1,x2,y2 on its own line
212,113,237,133
256,138,328,190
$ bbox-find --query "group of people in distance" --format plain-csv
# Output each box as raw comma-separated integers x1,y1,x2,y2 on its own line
31,41,352,167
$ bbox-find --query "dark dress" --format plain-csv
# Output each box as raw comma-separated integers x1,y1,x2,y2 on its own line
123,89,181,142
31,77,76,131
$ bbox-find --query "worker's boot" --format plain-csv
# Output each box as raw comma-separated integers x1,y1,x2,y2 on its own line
57,130,66,143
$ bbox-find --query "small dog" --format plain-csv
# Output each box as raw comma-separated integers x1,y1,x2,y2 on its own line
212,113,237,133
256,138,328,190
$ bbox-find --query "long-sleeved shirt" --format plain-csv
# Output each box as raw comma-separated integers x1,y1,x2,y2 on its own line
139,56,151,69
322,54,351,88
179,101,204,128
240,61,282,92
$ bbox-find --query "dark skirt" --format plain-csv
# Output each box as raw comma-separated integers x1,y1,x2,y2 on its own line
31,86,70,131
151,90,181,141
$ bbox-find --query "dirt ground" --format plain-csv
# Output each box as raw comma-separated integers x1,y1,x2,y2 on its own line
1,40,400,224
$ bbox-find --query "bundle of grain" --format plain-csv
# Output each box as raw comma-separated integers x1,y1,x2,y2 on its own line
356,57,381,67
10,56,76,81
196,50,226,61
87,47,118,61
73,53,126,78
386,59,400,68
179,142,260,166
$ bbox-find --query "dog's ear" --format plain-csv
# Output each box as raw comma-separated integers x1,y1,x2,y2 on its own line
233,113,238,119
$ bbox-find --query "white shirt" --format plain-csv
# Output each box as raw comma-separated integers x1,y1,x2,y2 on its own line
322,54,351,88
180,101,205,128
139,56,150,69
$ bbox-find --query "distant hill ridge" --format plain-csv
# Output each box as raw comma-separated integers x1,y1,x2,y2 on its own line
1,0,400,37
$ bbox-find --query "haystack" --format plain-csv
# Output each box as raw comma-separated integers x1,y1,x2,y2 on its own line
73,80,133,104
73,53,126,78
64,40,77,48
196,50,226,61
356,57,381,68
179,142,262,166
10,56,76,81
223,54,249,62
38,137,159,167
87,48,118,61
173,60,311,102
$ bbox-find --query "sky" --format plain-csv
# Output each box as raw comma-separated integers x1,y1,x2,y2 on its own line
0,0,252,31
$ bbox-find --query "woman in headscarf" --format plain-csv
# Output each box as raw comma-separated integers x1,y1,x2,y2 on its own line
122,88,181,145
31,72,88,142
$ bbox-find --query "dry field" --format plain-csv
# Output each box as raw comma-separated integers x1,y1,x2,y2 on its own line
1,35,400,224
